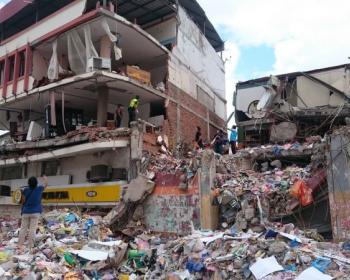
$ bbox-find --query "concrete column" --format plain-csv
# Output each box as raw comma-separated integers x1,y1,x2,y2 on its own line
176,103,181,144
100,35,112,59
130,121,143,161
199,149,218,230
49,92,56,126
129,121,143,180
96,87,108,127
206,109,210,140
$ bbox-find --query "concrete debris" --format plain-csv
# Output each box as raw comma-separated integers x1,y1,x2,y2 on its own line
143,223,350,279
233,136,325,163
0,210,127,279
123,176,155,203
0,134,346,279
0,126,131,159
214,165,314,226
270,122,298,143
103,176,155,235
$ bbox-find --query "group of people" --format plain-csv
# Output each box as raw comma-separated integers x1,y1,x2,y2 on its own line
195,125,238,155
115,96,140,128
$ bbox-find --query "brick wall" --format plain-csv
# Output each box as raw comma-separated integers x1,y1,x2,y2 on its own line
164,83,225,147
209,111,225,128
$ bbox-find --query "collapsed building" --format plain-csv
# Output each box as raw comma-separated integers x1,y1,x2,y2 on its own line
0,0,227,208
232,65,350,241
234,64,350,146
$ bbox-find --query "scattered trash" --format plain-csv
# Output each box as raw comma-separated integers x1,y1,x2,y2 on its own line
250,256,284,279
0,137,348,279
295,267,333,280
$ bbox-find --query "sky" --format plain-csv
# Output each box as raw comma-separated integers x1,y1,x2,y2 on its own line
198,0,350,121
1,0,350,122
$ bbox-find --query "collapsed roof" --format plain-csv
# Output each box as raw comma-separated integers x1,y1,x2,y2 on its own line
236,64,350,89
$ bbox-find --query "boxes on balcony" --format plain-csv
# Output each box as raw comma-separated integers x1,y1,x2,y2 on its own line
124,66,151,85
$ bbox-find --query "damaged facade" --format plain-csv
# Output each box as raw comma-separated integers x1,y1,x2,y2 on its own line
0,0,226,207
234,64,350,146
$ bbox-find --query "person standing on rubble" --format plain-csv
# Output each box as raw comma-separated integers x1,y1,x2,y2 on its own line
212,130,224,154
128,96,140,127
18,175,48,250
229,125,238,154
115,104,124,128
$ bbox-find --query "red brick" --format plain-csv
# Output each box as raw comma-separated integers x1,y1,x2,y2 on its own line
163,83,226,147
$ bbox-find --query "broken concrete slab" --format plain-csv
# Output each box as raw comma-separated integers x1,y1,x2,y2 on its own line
123,176,155,203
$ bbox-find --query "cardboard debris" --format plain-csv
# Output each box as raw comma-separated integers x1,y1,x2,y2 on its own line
249,256,284,279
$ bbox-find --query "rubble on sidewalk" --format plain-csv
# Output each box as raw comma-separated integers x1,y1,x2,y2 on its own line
0,210,128,279
0,136,346,280
2,207,350,280
145,222,350,279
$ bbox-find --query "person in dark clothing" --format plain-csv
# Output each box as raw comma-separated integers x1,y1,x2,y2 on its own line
213,130,224,155
18,176,48,250
115,104,124,128
128,96,140,127
195,126,204,149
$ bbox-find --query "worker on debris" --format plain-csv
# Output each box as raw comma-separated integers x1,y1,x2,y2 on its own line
18,175,48,251
212,130,224,154
115,104,124,128
128,96,140,127
229,125,238,154
195,126,204,149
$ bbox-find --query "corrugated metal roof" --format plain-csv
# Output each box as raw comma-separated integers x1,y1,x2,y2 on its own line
116,0,224,52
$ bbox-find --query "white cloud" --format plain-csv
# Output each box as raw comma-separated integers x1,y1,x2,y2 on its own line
198,0,350,124
0,0,9,9
199,0,350,74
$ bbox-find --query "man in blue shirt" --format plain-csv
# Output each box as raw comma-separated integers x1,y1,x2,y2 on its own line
18,176,48,250
229,125,238,154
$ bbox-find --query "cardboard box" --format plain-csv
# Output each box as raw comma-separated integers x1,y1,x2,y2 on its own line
125,66,151,85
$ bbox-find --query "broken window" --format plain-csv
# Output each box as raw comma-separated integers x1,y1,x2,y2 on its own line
42,191,69,200
8,56,15,81
19,51,26,77
150,101,165,117
0,165,23,180
42,161,59,176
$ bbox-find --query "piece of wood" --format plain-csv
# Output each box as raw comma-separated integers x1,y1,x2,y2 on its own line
199,150,218,230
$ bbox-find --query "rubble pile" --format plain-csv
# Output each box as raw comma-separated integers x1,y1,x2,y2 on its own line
104,175,155,236
0,126,132,160
234,136,325,163
0,210,128,279
213,136,328,231
2,208,350,280
0,137,342,280
65,126,131,142
141,151,201,176
214,165,313,228
145,224,350,280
